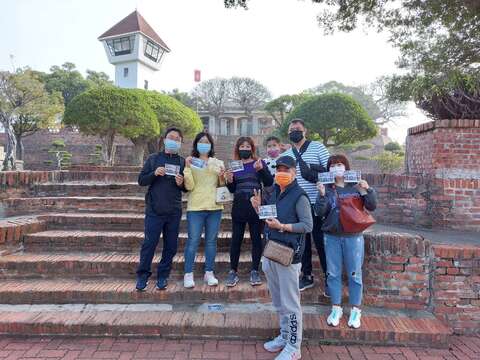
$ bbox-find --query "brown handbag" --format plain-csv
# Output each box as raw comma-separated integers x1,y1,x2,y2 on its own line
338,195,376,233
263,240,294,266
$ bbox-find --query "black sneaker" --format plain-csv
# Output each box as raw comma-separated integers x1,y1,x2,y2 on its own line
299,275,314,292
250,270,262,286
226,270,239,287
156,277,168,290
136,276,148,291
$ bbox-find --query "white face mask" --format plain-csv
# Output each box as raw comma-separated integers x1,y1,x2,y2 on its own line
330,164,346,177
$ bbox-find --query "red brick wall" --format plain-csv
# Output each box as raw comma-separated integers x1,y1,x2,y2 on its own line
432,244,480,334
407,119,480,177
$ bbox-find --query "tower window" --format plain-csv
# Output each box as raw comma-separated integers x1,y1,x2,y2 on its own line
106,36,133,56
144,40,163,62
144,80,149,90
123,67,128,77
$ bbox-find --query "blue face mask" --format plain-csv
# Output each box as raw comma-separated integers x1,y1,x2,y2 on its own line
197,143,211,155
164,138,181,153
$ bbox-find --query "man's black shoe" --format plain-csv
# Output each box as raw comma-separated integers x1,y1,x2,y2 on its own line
299,275,314,292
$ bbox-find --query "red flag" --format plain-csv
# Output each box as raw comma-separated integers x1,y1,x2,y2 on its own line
194,69,201,82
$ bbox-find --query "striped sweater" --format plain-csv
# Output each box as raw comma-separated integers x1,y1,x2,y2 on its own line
283,141,330,204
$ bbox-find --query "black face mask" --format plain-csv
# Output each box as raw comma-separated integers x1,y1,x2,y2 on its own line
238,150,252,159
289,130,304,143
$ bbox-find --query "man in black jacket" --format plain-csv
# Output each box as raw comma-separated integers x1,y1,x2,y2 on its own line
136,127,186,291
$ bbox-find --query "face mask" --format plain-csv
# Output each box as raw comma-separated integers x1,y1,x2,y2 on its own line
197,143,211,155
238,150,252,159
275,172,293,187
289,130,304,143
267,149,280,159
330,164,346,177
164,138,181,153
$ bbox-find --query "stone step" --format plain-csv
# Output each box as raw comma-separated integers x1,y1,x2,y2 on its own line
32,182,146,197
67,165,142,172
0,252,299,279
0,303,451,347
23,230,245,252
2,198,231,217
36,213,233,232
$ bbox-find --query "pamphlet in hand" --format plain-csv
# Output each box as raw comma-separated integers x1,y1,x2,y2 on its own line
228,160,244,172
258,205,278,220
191,157,206,169
165,163,180,176
318,172,335,184
344,170,361,183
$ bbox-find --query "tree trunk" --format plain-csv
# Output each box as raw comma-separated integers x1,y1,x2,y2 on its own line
15,134,24,161
147,138,159,155
101,132,116,167
131,138,147,166
4,121,17,170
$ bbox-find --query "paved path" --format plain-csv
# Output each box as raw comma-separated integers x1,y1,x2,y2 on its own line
0,335,479,359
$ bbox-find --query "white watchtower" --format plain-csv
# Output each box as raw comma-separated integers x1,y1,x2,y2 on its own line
98,11,170,90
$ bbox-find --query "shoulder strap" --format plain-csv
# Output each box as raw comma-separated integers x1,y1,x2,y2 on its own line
298,140,311,155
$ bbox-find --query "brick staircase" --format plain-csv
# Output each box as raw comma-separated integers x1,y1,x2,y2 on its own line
0,167,452,346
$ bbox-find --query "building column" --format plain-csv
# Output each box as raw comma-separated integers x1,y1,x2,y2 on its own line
209,116,216,134
253,116,259,135
233,118,238,136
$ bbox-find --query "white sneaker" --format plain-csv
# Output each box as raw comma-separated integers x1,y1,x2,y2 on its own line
264,335,286,353
204,271,218,286
183,272,195,288
274,344,301,360
348,307,362,329
327,306,343,327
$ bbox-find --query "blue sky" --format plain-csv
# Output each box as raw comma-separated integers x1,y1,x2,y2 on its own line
0,0,427,142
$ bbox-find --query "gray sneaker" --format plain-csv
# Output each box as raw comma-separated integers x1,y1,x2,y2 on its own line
226,270,239,287
250,270,262,286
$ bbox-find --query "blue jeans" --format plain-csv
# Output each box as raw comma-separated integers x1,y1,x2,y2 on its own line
136,212,181,280
184,210,222,273
324,233,365,306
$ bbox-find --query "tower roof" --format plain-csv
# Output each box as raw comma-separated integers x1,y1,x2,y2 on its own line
98,11,170,52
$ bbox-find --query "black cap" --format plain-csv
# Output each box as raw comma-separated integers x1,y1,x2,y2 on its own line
276,156,297,169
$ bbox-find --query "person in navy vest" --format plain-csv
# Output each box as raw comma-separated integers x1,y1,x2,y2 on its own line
136,127,187,291
251,156,313,360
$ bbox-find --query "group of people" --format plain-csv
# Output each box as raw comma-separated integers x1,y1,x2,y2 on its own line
135,118,377,360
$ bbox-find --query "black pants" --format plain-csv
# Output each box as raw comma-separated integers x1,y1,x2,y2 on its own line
301,207,327,278
230,218,263,272
136,212,181,279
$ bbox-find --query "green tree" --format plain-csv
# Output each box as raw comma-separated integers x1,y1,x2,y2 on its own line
264,93,312,127
312,80,406,125
384,141,402,153
42,62,90,105
283,93,377,147
0,69,64,170
374,151,404,173
64,86,158,166
166,88,196,109
44,139,72,170
86,70,113,87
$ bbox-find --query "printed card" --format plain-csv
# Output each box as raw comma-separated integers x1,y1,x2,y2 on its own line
191,157,206,169
317,172,335,184
344,170,362,183
165,163,180,176
228,160,244,172
259,205,278,220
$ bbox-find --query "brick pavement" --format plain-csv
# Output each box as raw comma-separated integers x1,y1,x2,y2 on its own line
0,336,479,360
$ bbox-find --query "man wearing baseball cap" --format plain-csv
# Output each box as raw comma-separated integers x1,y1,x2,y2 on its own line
251,156,313,360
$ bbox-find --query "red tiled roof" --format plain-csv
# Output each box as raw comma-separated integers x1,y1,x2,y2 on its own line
98,11,170,51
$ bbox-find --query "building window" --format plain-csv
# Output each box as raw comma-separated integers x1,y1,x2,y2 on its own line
144,40,163,62
144,80,149,90
200,117,209,131
123,67,128,77
106,36,133,56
